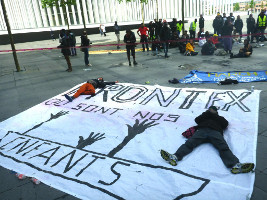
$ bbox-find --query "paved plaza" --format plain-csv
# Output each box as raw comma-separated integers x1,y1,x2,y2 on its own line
0,12,267,200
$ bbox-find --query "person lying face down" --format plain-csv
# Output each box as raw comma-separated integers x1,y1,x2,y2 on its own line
64,77,118,102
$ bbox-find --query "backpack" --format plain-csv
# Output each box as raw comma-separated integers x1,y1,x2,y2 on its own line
182,126,198,138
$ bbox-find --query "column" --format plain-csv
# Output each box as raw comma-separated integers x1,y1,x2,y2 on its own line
200,0,202,16
37,0,48,27
32,0,43,27
196,0,200,16
178,0,181,19
71,5,77,25
53,6,60,26
75,0,83,25
186,0,189,17
92,0,100,23
87,0,94,24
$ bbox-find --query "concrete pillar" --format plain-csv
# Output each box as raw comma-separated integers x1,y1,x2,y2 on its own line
186,0,189,17
53,6,60,26
71,5,77,25
38,0,49,27
197,0,199,17
179,0,182,19
75,0,82,25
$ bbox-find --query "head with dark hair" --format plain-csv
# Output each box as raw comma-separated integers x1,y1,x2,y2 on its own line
126,29,131,34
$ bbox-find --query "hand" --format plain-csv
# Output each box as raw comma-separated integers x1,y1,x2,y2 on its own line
76,132,105,149
48,111,69,121
126,119,159,137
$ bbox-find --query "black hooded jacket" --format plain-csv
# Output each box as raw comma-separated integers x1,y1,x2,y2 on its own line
195,110,228,134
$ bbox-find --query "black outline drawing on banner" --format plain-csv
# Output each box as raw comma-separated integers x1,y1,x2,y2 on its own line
107,119,159,157
21,111,69,135
0,131,210,200
76,132,106,150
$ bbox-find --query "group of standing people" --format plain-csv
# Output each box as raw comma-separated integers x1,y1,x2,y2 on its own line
58,29,92,72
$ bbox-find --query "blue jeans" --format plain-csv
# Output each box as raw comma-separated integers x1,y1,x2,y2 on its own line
84,48,89,65
162,42,169,57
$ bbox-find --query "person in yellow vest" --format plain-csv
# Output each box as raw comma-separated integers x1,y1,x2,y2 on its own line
256,10,267,42
176,20,183,38
189,19,197,39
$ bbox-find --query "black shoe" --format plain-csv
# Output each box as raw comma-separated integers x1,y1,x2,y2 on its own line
133,61,137,65
143,49,145,52
64,94,74,102
230,53,234,58
129,62,131,66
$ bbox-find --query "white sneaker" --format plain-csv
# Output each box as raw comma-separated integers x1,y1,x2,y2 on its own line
87,64,92,67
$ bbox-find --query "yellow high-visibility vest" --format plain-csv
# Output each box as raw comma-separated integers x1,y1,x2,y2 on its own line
190,22,197,31
177,23,183,31
258,15,266,27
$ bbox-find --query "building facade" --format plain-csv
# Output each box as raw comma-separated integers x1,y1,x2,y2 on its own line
0,0,233,31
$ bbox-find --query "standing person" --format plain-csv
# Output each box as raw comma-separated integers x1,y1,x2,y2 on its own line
229,13,235,25
189,19,197,39
58,30,72,72
222,17,234,54
148,21,155,41
124,29,137,66
80,31,92,67
213,13,223,35
59,29,65,43
69,30,77,56
170,18,177,35
234,15,243,43
176,20,183,38
160,106,255,174
137,23,149,52
99,24,106,37
199,14,205,31
223,13,227,25
246,14,256,43
114,21,121,49
256,10,266,43
153,19,159,39
160,21,171,58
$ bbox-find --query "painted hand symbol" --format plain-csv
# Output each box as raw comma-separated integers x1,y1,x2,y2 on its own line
48,110,69,121
126,119,159,137
76,132,106,149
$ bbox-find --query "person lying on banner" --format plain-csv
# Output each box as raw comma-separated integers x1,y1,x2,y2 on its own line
230,39,253,58
64,77,118,102
160,106,255,174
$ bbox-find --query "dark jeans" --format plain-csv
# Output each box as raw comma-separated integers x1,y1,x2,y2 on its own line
140,35,149,51
64,55,71,69
235,29,242,40
247,29,255,42
174,127,239,168
126,46,135,61
162,42,169,57
189,30,196,39
84,48,89,65
257,28,265,42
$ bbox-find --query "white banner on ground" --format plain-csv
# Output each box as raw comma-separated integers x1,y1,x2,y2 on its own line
0,83,260,200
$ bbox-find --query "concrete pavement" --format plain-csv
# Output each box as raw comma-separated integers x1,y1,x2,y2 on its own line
0,12,267,200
